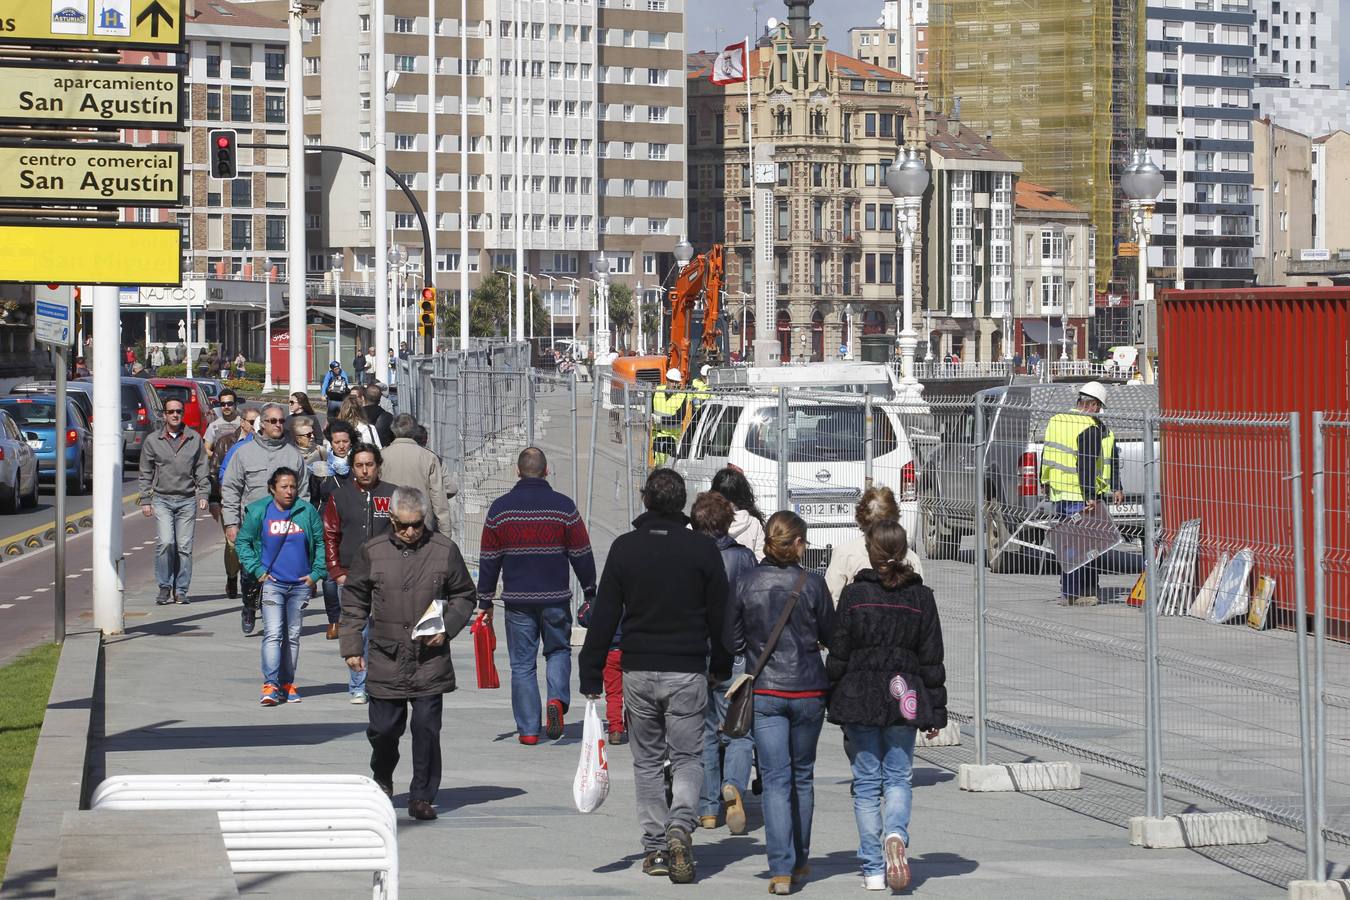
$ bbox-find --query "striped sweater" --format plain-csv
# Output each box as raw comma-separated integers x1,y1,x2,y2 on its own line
476,478,597,608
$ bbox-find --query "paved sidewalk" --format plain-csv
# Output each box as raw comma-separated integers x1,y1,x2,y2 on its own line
86,527,1281,900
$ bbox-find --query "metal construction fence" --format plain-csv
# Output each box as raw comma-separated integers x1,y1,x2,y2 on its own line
399,349,1348,885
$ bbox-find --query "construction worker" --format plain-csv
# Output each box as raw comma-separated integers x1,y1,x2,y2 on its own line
1039,381,1119,606
651,368,689,466
688,364,713,414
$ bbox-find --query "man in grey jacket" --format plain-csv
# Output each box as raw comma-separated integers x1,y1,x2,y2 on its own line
137,397,209,605
379,413,453,534
222,402,309,634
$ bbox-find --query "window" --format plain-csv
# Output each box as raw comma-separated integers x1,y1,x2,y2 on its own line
648,180,668,197
865,204,877,230
648,218,669,234
264,93,285,123
206,90,221,121
264,46,285,80
230,178,250,208
647,68,666,85
1163,20,1184,39
648,143,668,160
865,113,876,137
1040,229,1064,261
303,56,320,75
776,201,789,240
394,134,416,150
230,92,251,122
394,16,414,32
812,163,824,187
1040,274,1064,311
359,14,370,31
879,254,894,283
395,55,416,73
648,106,668,123
741,201,754,239
229,44,251,79
230,217,252,250
358,53,369,72
206,42,221,78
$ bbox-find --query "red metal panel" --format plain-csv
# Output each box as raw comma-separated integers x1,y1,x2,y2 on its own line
1158,287,1350,624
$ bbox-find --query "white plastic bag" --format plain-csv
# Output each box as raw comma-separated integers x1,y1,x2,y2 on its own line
572,698,610,813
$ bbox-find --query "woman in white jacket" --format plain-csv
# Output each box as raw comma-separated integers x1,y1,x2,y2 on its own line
824,485,925,603
711,466,765,558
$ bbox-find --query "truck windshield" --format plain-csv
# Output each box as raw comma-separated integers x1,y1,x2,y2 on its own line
745,405,897,462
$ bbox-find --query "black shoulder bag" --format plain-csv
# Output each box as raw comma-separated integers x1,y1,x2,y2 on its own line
720,570,810,738
242,504,301,611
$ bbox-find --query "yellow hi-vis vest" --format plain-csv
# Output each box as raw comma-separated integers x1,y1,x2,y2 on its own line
1096,430,1116,497
1040,410,1101,502
652,388,686,431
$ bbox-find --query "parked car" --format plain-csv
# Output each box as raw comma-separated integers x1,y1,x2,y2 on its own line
74,376,166,466
670,391,922,573
0,396,93,494
148,378,214,436
916,382,1158,572
193,378,227,409
10,380,94,425
0,407,40,512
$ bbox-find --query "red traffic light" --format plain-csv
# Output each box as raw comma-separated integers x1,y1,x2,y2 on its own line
216,135,230,148
421,287,435,301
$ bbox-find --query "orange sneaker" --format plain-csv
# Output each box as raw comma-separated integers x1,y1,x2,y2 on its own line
259,684,280,706
282,683,302,703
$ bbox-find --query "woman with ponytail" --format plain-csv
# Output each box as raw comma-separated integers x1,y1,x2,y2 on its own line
825,521,947,893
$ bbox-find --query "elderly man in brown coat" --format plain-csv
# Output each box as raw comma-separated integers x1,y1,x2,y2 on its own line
379,413,454,534
340,485,477,821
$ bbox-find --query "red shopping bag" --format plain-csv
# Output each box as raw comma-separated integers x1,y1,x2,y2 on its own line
471,616,501,689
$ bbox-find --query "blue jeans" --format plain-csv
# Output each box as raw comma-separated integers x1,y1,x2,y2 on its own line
152,495,197,593
1056,500,1099,599
260,580,309,687
349,619,370,695
701,656,754,816
844,724,918,876
329,582,369,694
503,603,572,737
753,694,826,877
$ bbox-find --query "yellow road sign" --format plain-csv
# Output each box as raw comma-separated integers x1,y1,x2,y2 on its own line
0,222,180,285
0,143,182,206
0,0,184,49
0,61,183,128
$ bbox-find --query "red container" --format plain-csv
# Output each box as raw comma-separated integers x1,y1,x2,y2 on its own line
1158,286,1350,626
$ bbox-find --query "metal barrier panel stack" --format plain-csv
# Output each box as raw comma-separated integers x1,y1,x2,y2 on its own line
1315,413,1350,876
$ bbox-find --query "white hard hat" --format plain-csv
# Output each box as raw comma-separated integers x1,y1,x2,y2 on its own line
700,364,711,377
666,368,682,381
1078,381,1108,407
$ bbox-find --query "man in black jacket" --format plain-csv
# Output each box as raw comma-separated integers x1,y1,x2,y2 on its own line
579,468,731,884
362,384,396,446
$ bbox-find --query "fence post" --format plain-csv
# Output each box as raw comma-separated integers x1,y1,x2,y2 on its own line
773,387,787,513
1141,413,1163,819
622,382,635,525
863,387,874,488
526,368,536,447
1288,412,1317,881
585,372,601,535
570,370,579,503
972,395,988,766
1310,412,1328,879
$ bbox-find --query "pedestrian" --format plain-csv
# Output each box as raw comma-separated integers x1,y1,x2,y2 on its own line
338,396,381,448
149,343,166,375
474,447,596,743
724,511,835,895
711,466,766,558
74,356,91,378
289,392,316,418
579,468,731,884
825,521,946,892
234,352,247,380
290,415,322,470
576,585,625,744
650,369,689,466
398,341,410,360
410,423,429,447
690,491,757,835
221,402,310,634
137,396,209,605
380,413,453,535
340,486,477,820
361,385,396,446
209,404,257,600
123,344,136,374
824,486,925,601
1039,381,1118,605
352,347,367,386
321,443,397,702
236,466,326,706
203,387,243,450
322,361,351,419
311,421,356,638
364,345,377,384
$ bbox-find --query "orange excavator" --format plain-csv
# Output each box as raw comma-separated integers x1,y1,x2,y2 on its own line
611,243,725,387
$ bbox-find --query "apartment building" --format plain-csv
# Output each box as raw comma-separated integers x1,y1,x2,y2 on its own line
1144,0,1257,288
847,0,928,88
1312,130,1350,252
920,115,1022,362
686,20,921,362
1012,181,1096,360
1252,117,1312,284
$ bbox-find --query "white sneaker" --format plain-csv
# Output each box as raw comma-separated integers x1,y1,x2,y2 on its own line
862,873,886,891
350,691,367,705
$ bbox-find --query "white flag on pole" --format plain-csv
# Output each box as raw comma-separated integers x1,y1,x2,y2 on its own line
711,40,749,85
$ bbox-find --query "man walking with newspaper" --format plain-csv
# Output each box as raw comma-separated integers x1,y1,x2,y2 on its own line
1039,381,1122,605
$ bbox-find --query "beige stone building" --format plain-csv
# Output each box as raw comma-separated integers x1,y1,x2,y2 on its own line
1313,130,1350,255
1252,118,1313,285
686,21,921,362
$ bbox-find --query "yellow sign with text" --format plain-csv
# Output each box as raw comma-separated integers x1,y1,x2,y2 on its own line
0,62,183,128
0,223,180,285
0,0,184,49
0,144,182,206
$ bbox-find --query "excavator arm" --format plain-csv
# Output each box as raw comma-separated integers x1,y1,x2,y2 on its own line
663,243,724,386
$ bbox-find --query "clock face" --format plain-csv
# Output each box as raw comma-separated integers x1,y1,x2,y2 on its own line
754,163,776,184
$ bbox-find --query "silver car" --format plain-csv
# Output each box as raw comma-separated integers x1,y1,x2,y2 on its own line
0,408,40,512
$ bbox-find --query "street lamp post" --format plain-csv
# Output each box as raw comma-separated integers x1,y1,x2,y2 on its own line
1121,149,1164,385
388,244,408,353
635,280,642,354
495,269,517,338
330,252,342,369
886,148,930,385
673,240,694,372
844,302,856,361
595,253,611,360
1046,222,1065,381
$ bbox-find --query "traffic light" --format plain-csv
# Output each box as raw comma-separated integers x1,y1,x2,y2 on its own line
418,287,437,335
209,129,238,179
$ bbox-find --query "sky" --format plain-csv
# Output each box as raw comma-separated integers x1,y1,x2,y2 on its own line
684,0,880,54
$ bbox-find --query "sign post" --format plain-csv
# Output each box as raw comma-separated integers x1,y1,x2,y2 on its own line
33,285,76,644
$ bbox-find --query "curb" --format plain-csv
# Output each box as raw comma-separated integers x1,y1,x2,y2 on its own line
0,491,138,560
1,629,103,898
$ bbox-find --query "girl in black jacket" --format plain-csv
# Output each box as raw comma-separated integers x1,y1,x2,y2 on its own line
825,521,946,893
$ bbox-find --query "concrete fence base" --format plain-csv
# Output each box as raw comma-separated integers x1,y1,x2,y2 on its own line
1287,880,1350,900
917,721,962,747
1128,812,1268,849
958,761,1081,792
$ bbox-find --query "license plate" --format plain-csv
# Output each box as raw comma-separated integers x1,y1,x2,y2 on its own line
1108,503,1143,517
794,502,853,518
26,440,41,449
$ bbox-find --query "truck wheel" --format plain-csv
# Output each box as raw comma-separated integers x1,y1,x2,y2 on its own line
984,502,1020,574
921,505,958,560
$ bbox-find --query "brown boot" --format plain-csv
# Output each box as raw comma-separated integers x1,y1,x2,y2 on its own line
326,623,340,640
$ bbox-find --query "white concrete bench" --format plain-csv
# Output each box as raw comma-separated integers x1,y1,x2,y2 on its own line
90,775,398,900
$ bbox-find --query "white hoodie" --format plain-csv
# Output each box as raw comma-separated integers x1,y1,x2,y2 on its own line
728,509,765,559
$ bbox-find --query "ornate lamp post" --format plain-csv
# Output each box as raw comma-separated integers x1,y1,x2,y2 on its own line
594,253,611,359
886,148,930,384
1121,149,1164,383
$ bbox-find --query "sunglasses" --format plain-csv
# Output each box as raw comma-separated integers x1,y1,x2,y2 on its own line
295,431,314,439
391,517,425,531
263,417,285,424
220,401,236,407
165,408,184,415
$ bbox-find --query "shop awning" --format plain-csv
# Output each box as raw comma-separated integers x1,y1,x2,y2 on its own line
1021,320,1065,344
